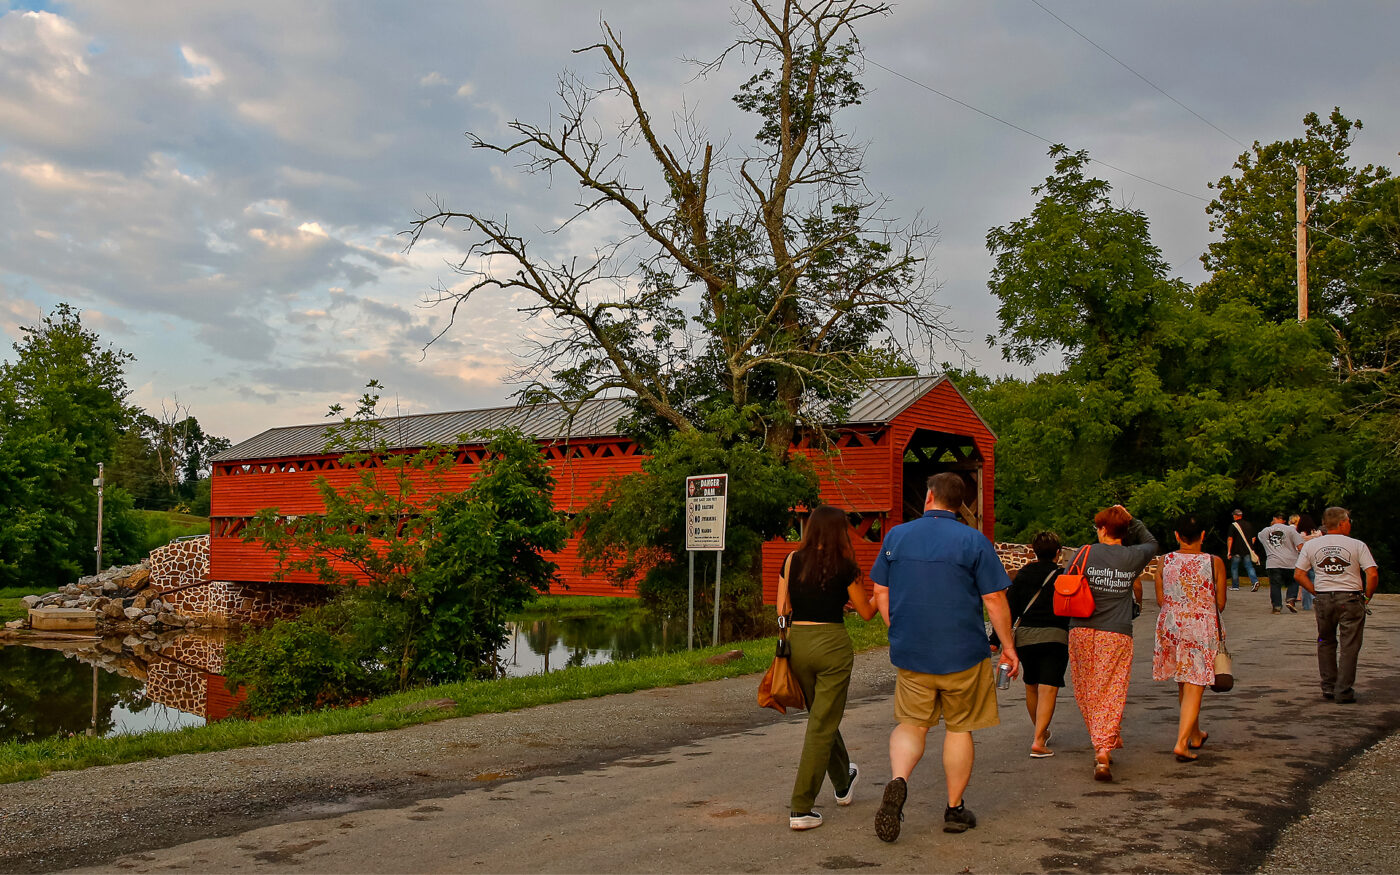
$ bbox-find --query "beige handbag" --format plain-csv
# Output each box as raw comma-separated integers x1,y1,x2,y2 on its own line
1209,558,1234,692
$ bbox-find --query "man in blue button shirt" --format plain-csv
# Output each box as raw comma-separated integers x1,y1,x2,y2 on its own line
870,472,1018,842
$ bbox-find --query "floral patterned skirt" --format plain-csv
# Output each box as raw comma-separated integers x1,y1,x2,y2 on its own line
1152,608,1218,686
1068,628,1133,752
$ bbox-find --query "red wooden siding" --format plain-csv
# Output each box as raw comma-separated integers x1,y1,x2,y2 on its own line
209,380,995,604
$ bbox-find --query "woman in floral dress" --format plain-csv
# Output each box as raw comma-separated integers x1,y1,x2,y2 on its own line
1153,513,1228,761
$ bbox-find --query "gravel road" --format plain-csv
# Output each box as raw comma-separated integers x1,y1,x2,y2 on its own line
1,593,1397,874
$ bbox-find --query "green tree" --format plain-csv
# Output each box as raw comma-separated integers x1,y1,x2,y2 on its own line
976,149,1346,547
1200,108,1390,323
575,428,818,636
412,428,567,682
1195,111,1400,569
230,385,566,712
407,0,944,455
0,304,139,586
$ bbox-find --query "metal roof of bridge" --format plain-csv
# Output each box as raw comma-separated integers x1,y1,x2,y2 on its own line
213,375,959,462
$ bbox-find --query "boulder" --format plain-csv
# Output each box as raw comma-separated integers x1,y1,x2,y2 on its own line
138,614,157,626
122,636,140,648
125,567,152,589
20,595,40,608
102,580,119,593
123,606,144,620
131,595,148,610
156,612,178,627
62,599,80,609
148,598,165,612
4,619,23,630
103,603,128,620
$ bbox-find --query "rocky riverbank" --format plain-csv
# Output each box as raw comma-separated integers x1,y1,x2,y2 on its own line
3,562,201,635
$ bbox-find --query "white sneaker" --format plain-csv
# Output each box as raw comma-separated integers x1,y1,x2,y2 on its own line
790,810,823,830
834,763,859,806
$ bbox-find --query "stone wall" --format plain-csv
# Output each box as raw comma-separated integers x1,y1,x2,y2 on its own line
148,535,327,626
994,541,1160,585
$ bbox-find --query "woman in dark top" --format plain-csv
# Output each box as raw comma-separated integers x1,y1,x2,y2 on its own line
1007,531,1069,758
776,504,877,831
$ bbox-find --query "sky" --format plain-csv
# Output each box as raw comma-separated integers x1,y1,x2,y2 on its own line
1,1,1397,445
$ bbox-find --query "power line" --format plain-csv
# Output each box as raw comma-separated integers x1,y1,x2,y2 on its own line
865,58,1210,203
1027,0,1248,150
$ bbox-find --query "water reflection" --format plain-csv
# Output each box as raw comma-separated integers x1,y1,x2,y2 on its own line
501,610,682,676
1,606,682,741
0,641,207,743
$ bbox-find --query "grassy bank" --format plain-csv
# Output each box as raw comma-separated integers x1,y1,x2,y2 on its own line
0,586,47,624
0,614,888,785
136,509,209,555
512,594,645,620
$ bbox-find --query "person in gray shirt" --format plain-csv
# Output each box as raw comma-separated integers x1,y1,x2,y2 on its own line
1066,505,1158,782
1258,513,1303,613
1294,507,1379,704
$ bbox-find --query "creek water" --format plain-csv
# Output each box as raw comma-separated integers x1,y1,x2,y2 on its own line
0,606,684,744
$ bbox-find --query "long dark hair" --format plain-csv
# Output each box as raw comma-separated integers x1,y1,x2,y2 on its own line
794,505,856,591
1297,512,1317,535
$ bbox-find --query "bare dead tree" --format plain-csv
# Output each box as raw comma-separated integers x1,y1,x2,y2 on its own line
406,0,954,453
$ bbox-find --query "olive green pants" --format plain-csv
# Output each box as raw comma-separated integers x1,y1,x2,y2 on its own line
789,623,855,813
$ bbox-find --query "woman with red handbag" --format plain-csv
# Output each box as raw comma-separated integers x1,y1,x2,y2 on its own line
1063,505,1158,782
776,505,877,831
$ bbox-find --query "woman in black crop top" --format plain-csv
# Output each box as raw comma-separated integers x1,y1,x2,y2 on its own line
776,505,877,831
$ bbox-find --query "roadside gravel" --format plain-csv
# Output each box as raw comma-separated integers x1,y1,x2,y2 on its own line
1261,730,1400,874
0,650,895,873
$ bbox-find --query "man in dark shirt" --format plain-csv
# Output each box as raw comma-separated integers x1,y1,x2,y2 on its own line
870,472,1017,842
1225,509,1260,591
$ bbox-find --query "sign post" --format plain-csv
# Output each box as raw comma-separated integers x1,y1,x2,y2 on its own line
685,474,728,649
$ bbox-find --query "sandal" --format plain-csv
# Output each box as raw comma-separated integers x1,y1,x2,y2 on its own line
1093,763,1112,782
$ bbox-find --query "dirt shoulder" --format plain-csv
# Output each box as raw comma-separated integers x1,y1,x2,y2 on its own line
2,594,1398,874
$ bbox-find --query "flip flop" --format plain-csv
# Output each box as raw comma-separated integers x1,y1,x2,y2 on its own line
1029,749,1055,758
1188,733,1209,751
1175,753,1198,763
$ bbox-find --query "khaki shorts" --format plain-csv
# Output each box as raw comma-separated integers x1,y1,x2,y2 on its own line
893,658,1000,733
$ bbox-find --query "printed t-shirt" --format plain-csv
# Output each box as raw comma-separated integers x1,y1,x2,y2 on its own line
1067,519,1158,637
871,509,1011,676
1257,522,1303,569
1296,534,1377,592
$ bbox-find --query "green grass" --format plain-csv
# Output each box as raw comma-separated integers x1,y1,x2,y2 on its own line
137,509,209,554
0,614,888,785
0,600,27,624
512,595,648,620
0,586,48,624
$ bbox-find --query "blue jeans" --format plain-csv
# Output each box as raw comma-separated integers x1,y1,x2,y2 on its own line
1229,553,1258,588
1301,570,1315,610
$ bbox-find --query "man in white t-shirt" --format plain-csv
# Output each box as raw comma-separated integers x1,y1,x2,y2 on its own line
1295,506,1380,704
1258,513,1303,613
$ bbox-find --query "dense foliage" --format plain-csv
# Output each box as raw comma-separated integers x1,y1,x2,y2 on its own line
574,428,819,637
0,305,140,585
0,305,227,587
967,118,1398,574
228,413,566,715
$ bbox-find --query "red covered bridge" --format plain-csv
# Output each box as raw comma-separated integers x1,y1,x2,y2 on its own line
208,375,996,604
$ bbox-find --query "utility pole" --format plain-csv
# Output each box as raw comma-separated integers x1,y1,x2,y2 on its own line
93,462,104,574
1297,164,1309,322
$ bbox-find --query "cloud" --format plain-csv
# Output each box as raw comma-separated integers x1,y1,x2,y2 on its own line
0,0,1396,444
179,44,223,90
